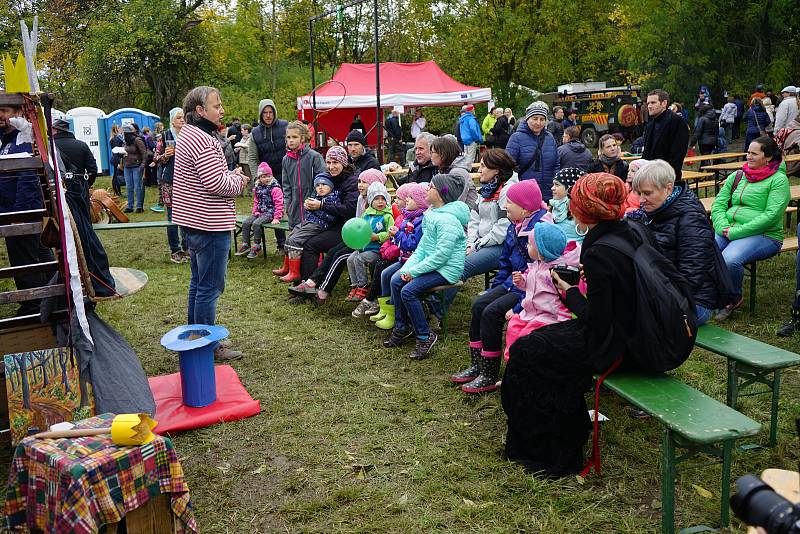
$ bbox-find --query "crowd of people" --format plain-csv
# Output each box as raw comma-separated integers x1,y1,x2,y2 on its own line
154,81,800,477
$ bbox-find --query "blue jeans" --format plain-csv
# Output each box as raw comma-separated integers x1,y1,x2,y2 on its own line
795,223,800,309
123,166,145,209
166,207,187,253
715,233,782,297
381,261,403,299
443,244,503,307
186,229,231,325
695,304,713,326
390,269,449,338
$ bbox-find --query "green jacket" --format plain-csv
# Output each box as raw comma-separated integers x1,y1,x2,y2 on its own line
711,162,791,242
481,114,497,135
400,201,470,283
361,206,394,252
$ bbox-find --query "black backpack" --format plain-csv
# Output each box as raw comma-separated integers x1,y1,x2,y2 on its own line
597,221,697,373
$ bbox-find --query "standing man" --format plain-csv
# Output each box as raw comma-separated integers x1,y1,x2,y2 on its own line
53,119,98,188
546,106,565,147
642,89,689,183
384,109,403,165
247,99,288,253
719,96,738,144
172,86,249,361
346,130,380,174
410,109,426,140
774,86,798,132
562,108,578,128
733,95,745,140
459,104,483,165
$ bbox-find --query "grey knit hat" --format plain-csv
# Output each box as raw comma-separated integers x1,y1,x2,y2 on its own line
367,182,391,206
431,173,463,204
524,101,549,121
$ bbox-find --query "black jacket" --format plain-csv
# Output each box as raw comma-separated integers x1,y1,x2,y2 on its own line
324,170,360,227
643,110,689,182
643,187,726,309
557,140,592,171
351,149,380,175
489,115,511,149
587,158,628,180
565,220,638,372
690,108,719,148
546,119,564,146
385,116,401,140
401,159,437,184
54,131,98,185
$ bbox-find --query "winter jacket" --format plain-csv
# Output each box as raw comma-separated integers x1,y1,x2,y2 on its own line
459,112,483,146
400,201,470,283
720,103,738,124
123,137,147,168
690,108,720,147
385,116,401,140
393,210,424,261
305,190,341,230
481,113,496,135
402,159,437,184
54,130,98,183
644,186,729,309
323,171,360,226
546,119,564,146
505,120,560,201
438,165,478,211
780,119,800,176
281,145,326,228
360,206,394,252
351,149,380,175
774,97,799,132
0,128,40,213
467,175,518,250
642,109,689,182
247,99,289,182
587,158,628,181
744,106,771,135
489,115,511,148
252,181,284,221
711,162,790,242
557,140,592,171
514,241,581,325
493,209,554,309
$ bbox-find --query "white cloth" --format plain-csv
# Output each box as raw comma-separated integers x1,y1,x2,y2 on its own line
410,116,427,139
8,117,33,145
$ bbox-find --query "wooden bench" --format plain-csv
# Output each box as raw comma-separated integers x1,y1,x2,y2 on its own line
426,280,463,338
744,236,798,312
695,324,800,447
601,372,760,534
93,221,175,230
232,215,290,259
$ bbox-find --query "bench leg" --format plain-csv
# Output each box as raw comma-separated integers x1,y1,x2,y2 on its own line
770,370,781,447
748,262,756,313
661,428,676,534
720,440,733,528
726,360,739,409
438,290,449,339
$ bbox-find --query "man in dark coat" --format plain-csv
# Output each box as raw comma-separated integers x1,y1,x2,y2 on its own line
400,132,437,184
546,106,565,147
384,109,403,165
53,119,98,188
557,126,592,171
642,89,689,183
345,130,380,175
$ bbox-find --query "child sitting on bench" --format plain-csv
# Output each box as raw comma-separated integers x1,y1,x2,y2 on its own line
236,162,284,259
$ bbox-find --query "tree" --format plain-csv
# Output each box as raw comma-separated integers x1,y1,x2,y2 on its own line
14,354,30,410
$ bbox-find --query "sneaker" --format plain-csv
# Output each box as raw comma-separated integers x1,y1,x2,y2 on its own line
410,333,438,360
715,296,744,321
345,288,361,302
363,300,381,316
170,252,183,264
352,299,377,318
179,250,190,262
246,244,262,259
123,207,134,213
235,243,251,256
214,346,243,361
135,207,144,213
777,311,800,337
383,328,414,348
288,281,318,296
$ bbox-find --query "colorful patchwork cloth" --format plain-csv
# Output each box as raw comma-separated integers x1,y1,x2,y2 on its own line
4,413,197,533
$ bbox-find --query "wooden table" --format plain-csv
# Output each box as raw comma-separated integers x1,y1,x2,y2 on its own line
701,184,800,214
621,154,642,161
684,152,746,164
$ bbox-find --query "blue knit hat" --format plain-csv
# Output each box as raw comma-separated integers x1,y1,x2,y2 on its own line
533,223,567,262
313,175,334,189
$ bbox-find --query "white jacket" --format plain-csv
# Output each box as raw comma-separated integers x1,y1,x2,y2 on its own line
720,102,738,124
774,97,799,132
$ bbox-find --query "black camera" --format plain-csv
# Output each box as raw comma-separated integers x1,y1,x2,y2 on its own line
551,264,580,286
730,475,800,533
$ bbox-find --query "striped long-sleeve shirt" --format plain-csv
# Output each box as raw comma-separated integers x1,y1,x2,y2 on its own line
172,122,245,231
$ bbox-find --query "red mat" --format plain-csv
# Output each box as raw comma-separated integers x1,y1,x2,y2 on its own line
148,365,261,434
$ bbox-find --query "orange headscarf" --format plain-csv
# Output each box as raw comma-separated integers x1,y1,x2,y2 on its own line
569,173,627,225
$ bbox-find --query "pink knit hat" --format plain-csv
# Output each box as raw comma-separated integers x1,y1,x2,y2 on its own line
406,183,429,210
358,168,387,185
506,180,543,212
325,145,348,166
257,162,272,176
395,183,415,201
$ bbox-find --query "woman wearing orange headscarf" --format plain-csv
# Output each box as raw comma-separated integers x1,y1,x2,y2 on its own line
501,173,640,477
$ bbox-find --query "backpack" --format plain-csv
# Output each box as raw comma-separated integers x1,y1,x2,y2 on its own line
596,221,697,373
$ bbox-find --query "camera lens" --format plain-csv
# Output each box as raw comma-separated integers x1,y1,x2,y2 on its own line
731,475,798,533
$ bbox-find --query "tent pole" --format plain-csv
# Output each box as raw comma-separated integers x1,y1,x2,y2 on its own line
309,18,318,140
373,0,382,164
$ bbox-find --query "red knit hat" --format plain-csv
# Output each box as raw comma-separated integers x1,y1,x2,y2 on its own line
569,173,627,225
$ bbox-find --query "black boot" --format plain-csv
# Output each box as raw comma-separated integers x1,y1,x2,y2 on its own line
777,307,800,337
451,345,482,384
461,353,501,394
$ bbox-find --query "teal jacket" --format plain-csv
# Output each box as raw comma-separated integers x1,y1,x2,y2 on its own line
361,206,394,252
400,201,470,283
711,162,790,242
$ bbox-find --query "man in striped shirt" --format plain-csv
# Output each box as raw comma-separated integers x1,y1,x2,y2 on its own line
172,86,250,360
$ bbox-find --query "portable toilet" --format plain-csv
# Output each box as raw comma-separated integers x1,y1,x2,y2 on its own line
101,108,161,171
66,107,106,172
51,108,67,121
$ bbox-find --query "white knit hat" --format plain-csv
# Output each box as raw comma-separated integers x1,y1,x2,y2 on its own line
524,101,549,120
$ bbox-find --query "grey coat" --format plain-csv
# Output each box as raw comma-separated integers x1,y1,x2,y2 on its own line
281,146,326,228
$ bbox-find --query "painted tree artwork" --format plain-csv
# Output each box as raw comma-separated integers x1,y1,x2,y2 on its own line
4,347,94,444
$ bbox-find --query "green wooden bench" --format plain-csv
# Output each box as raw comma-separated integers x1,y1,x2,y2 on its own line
233,215,290,259
93,221,176,230
744,236,798,312
696,324,800,447
601,372,760,534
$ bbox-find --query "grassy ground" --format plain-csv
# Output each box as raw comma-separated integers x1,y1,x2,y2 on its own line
2,175,800,533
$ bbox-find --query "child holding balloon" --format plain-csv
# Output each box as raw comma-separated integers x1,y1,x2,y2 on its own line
344,182,395,301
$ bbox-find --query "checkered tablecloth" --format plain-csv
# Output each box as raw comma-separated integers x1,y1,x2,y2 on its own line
4,413,197,533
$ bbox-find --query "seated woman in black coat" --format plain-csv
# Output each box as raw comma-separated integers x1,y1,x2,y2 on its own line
501,173,638,477
631,159,733,324
587,134,628,180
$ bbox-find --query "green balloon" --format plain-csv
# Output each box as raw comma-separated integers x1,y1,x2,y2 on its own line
341,217,372,250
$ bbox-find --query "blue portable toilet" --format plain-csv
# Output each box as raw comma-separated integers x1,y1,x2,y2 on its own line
100,108,161,173
66,107,106,172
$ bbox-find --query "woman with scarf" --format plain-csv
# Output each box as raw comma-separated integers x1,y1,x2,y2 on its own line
630,159,734,325
587,134,628,180
710,136,790,319
501,173,639,477
155,107,188,263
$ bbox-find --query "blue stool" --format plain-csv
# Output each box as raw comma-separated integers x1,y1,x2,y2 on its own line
160,324,229,408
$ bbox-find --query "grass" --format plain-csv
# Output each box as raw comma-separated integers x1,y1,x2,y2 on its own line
2,176,800,533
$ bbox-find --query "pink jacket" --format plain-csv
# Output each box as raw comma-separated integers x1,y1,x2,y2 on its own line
251,183,285,220
514,241,581,326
